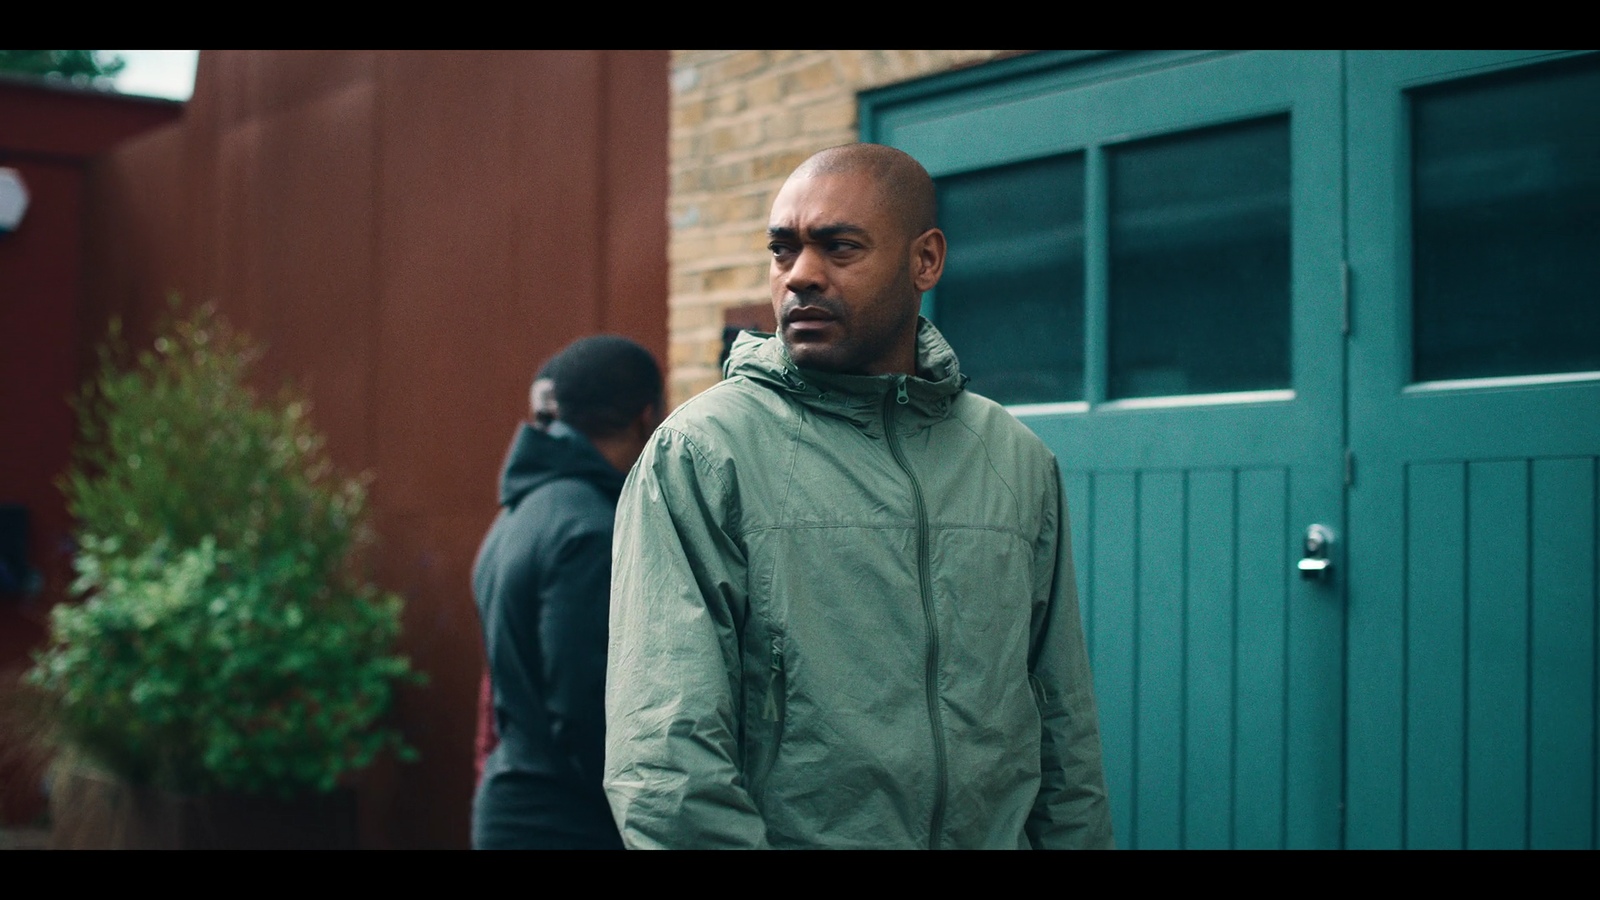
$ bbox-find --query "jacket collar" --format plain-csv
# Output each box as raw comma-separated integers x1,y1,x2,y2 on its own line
726,317,968,428
498,420,624,508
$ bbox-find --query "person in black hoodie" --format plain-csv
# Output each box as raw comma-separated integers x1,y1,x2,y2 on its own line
471,335,663,850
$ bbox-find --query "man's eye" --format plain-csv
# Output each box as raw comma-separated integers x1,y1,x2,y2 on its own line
827,241,859,253
769,244,796,258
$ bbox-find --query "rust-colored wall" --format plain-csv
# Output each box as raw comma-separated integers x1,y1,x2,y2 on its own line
81,50,669,848
0,79,182,827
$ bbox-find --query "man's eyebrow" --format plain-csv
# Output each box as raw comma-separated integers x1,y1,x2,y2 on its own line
808,223,868,241
765,223,868,240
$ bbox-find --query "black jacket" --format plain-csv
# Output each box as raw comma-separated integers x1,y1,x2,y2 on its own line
471,421,625,849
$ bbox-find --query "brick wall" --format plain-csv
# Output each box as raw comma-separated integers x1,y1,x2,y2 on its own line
667,50,1022,406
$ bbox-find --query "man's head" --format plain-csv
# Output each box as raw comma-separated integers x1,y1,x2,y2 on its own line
767,143,946,376
536,335,664,472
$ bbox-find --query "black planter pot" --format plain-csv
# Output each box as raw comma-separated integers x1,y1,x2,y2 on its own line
48,765,358,849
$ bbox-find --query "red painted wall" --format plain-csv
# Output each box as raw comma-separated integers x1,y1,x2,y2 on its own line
0,78,183,827
78,50,669,848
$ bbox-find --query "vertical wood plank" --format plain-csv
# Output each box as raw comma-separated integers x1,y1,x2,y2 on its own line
1465,459,1529,848
1091,471,1138,846
1135,470,1185,849
1184,468,1236,848
1234,467,1287,848
1405,461,1467,848
1529,457,1596,848
1063,469,1093,650
1284,464,1345,849
1345,459,1407,847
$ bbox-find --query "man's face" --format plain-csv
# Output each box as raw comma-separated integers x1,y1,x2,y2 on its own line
767,171,927,376
529,377,558,429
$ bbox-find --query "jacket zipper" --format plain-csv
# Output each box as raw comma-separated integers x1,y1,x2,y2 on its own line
885,375,947,849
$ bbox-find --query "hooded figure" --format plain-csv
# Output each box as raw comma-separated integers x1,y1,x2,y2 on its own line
472,336,662,850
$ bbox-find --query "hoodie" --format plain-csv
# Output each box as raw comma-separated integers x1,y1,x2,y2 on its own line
472,421,625,849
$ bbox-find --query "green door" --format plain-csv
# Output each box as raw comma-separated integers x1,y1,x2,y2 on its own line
868,48,1599,849
871,50,1348,848
1344,50,1600,849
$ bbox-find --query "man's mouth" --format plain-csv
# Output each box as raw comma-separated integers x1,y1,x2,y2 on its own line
781,297,844,332
785,307,836,324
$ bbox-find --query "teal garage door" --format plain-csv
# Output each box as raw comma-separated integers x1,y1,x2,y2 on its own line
865,49,1599,849
1344,50,1600,849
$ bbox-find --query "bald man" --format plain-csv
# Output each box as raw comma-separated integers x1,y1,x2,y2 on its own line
605,144,1113,849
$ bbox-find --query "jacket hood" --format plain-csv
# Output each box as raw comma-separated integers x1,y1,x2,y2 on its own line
498,421,625,509
724,317,969,429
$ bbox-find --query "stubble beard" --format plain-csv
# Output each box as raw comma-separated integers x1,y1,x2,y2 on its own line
780,269,919,376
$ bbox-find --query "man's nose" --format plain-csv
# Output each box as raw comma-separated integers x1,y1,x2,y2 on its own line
785,246,826,296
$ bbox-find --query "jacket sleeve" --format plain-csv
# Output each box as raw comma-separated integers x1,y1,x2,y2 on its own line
1026,458,1116,849
604,425,769,849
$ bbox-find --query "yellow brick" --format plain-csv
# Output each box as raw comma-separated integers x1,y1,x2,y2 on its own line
747,73,782,106
713,87,747,116
695,336,725,367
703,264,762,293
710,230,761,257
831,51,864,85
793,59,839,93
670,371,718,408
672,168,709,196
753,149,814,181
670,134,694,165
709,124,740,155
673,270,705,296
709,158,756,191
703,194,740,227
668,337,697,369
673,96,707,129
715,51,769,83
669,303,723,334
763,110,800,142
799,100,856,135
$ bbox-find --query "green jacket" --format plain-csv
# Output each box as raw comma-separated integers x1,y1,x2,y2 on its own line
605,320,1113,849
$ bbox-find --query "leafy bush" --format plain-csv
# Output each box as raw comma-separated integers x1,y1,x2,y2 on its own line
27,303,419,796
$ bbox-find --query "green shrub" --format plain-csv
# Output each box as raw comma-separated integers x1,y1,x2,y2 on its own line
27,303,420,796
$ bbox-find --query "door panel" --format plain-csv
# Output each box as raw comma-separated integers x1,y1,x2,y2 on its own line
1183,469,1236,850
1346,49,1600,849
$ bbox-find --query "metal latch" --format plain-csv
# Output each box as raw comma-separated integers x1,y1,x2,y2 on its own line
1298,524,1334,582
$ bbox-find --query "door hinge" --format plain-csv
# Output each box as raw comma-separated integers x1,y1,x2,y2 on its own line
1340,261,1352,336
1344,449,1355,488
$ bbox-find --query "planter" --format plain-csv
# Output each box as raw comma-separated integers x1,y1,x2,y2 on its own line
48,764,357,849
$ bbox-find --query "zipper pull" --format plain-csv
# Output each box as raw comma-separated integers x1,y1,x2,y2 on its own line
763,644,783,721
1028,672,1050,707
896,377,909,405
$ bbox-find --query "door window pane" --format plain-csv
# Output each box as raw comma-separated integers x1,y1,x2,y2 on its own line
935,153,1085,405
1412,54,1600,382
1108,116,1292,398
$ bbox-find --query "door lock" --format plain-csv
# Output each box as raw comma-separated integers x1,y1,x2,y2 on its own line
1298,524,1335,582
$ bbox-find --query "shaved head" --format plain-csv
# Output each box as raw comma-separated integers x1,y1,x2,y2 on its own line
791,143,937,241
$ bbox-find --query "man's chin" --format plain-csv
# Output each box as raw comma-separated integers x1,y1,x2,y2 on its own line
783,338,855,374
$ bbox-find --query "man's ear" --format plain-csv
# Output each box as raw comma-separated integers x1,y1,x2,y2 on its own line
911,227,946,293
633,401,663,441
